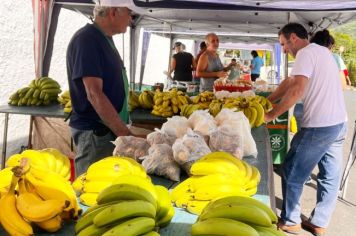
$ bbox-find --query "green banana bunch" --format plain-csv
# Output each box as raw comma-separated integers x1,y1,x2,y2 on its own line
179,104,201,118
208,99,223,117
8,77,62,106
191,217,259,236
102,217,155,236
58,90,72,113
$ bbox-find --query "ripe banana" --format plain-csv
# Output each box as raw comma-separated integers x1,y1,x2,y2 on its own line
245,165,261,189
93,200,156,227
191,217,259,236
202,195,278,224
102,216,155,236
191,184,248,201
79,192,98,207
188,174,244,192
0,173,33,236
96,183,157,209
250,102,265,127
190,159,241,176
170,178,195,202
83,180,112,193
35,215,63,233
199,151,245,177
186,200,210,215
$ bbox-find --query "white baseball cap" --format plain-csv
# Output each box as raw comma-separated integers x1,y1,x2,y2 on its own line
94,0,144,14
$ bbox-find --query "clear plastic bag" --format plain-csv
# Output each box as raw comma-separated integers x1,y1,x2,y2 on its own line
214,109,257,157
140,144,181,181
172,129,211,174
112,136,150,161
161,116,190,139
146,128,176,146
209,125,243,158
188,110,217,136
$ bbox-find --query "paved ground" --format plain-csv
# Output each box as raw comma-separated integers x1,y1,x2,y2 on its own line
273,87,356,236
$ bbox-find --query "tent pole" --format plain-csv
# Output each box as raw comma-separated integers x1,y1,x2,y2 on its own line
283,12,290,81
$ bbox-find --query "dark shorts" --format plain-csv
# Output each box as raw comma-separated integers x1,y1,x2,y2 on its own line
251,74,260,81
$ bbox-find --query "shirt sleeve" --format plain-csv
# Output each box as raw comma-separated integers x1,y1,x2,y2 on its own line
290,49,313,79
70,36,103,81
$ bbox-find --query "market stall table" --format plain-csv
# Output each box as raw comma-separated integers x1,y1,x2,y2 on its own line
0,124,274,236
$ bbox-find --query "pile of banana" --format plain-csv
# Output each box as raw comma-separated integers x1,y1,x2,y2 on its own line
75,174,174,236
58,90,72,113
179,104,201,118
171,151,261,215
0,160,81,235
138,90,155,110
6,148,71,181
191,91,215,109
191,195,284,236
8,77,61,106
151,89,190,117
72,156,148,206
129,90,140,111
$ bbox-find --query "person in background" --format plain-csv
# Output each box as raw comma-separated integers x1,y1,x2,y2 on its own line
343,68,352,86
227,58,241,80
196,33,235,91
193,41,207,83
66,0,135,176
250,50,264,81
168,41,196,82
310,29,348,89
265,23,347,236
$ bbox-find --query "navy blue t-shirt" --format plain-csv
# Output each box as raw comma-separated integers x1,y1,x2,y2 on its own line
66,24,125,130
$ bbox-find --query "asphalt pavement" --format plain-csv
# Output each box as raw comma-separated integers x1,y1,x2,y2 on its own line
273,87,356,236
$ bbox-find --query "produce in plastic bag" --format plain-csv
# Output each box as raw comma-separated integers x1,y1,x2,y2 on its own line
172,129,211,174
161,116,190,139
188,110,217,136
209,125,243,158
112,136,150,161
140,144,181,181
214,109,257,157
146,128,176,146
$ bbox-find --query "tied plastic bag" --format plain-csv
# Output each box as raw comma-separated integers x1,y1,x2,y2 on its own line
188,110,218,137
214,109,257,157
140,144,180,181
209,125,243,158
112,136,150,161
146,128,176,146
172,129,211,174
161,116,190,140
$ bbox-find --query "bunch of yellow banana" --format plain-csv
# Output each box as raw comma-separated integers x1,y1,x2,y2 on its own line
8,77,62,106
208,99,223,117
138,90,155,109
129,90,140,111
170,151,261,215
6,148,71,180
75,174,173,236
191,195,283,236
179,104,201,118
151,88,190,117
73,156,148,206
0,163,80,235
191,91,215,109
58,90,72,113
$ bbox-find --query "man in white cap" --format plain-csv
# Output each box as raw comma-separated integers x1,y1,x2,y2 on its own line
66,0,134,176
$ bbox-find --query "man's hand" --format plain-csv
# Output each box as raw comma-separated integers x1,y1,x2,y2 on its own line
264,112,275,124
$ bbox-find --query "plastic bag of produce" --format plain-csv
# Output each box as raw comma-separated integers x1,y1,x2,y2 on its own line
188,110,217,137
140,144,181,181
161,116,190,139
209,125,243,158
214,109,257,157
172,129,211,174
146,128,176,146
112,136,150,161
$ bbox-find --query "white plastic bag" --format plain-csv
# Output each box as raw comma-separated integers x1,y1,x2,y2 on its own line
146,128,176,146
172,129,211,174
140,144,181,181
112,136,150,161
188,110,218,136
161,116,190,139
209,125,243,158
